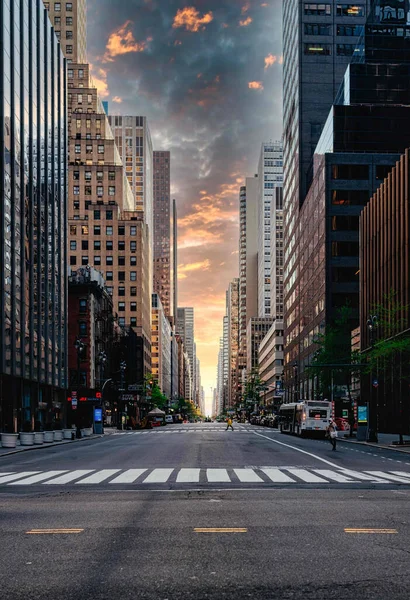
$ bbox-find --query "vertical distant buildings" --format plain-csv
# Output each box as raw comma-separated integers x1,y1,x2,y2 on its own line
177,308,195,401
172,199,178,320
153,151,171,317
0,0,67,430
227,279,240,408
257,142,283,318
152,293,171,400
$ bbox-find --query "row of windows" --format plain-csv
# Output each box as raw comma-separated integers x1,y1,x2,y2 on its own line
73,186,115,196
70,225,139,236
70,256,139,267
304,43,361,55
304,24,363,36
304,4,365,17
74,171,114,182
51,16,73,25
70,240,138,251
74,144,105,154
68,68,85,79
44,2,73,11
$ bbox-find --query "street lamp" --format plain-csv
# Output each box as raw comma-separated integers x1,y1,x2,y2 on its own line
74,338,86,437
293,361,298,402
117,360,127,430
367,315,378,443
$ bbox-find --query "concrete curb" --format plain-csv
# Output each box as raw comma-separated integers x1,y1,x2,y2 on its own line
0,434,104,458
338,436,410,455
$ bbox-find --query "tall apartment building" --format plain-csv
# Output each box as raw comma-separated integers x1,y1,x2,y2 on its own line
176,308,195,401
246,318,274,373
152,294,171,399
0,0,67,432
172,199,178,321
44,0,87,63
271,187,284,320
283,1,371,392
257,142,283,318
45,0,152,381
227,279,240,408
216,340,224,415
152,151,171,317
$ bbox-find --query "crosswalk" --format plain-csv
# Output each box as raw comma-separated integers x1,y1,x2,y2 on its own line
111,428,266,435
1,467,410,486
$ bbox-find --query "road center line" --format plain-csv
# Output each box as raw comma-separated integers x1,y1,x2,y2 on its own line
194,528,247,533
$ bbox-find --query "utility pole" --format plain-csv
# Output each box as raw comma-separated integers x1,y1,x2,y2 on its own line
367,315,378,443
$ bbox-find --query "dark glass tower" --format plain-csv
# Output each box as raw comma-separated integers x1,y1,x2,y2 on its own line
0,0,67,431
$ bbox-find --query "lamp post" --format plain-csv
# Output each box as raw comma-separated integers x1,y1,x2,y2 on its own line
117,360,127,430
293,361,298,402
367,315,378,443
74,338,86,437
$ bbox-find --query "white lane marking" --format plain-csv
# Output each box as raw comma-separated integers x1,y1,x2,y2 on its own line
261,468,295,483
313,470,356,483
76,469,120,484
206,469,231,483
287,469,328,483
234,469,264,483
142,469,174,483
10,471,68,485
44,470,95,485
109,469,147,484
388,471,410,480
252,431,350,470
365,471,410,483
176,469,201,483
338,469,387,483
0,472,41,484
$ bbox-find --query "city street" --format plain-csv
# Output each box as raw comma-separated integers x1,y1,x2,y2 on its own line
1,423,410,599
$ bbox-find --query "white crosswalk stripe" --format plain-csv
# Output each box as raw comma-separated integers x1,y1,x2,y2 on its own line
2,467,410,486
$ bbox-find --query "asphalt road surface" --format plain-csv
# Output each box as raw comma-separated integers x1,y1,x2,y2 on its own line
2,422,410,599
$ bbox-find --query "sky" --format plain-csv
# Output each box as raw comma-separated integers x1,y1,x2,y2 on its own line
86,0,283,413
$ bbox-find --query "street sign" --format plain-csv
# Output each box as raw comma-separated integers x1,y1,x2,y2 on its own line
372,379,379,388
72,398,78,410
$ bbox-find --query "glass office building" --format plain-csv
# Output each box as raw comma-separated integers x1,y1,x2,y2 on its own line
0,0,67,431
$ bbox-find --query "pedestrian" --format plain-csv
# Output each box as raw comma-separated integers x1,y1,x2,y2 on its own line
226,417,234,431
326,419,338,451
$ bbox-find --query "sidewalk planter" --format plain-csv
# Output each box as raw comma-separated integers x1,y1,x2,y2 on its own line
63,429,73,440
54,430,63,442
34,432,44,445
20,432,35,446
44,431,55,443
1,433,18,448
83,427,93,437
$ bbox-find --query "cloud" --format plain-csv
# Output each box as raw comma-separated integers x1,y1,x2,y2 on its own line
178,259,211,279
239,16,253,26
90,65,110,98
264,53,278,69
172,7,214,32
242,2,251,14
112,96,123,103
248,80,264,90
103,20,152,62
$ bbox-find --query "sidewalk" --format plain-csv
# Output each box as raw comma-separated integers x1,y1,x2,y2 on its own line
0,432,105,458
338,432,410,454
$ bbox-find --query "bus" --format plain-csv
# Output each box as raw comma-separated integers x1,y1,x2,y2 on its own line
279,401,331,437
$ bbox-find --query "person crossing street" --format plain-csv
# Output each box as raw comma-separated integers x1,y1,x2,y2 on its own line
226,417,234,431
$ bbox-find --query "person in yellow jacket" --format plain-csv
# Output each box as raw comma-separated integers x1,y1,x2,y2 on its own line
226,417,234,431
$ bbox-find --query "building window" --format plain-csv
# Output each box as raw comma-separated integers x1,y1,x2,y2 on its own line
118,317,126,327
75,144,81,154
85,185,92,196
304,43,331,55
130,226,137,236
130,271,137,281
106,287,113,296
118,226,125,236
130,317,137,327
94,256,101,265
130,256,137,266
94,241,101,250
79,299,87,313
79,322,87,337
106,271,113,281
331,189,370,205
66,16,73,25
130,302,137,312
86,144,92,154
94,210,101,220
106,210,113,220
94,226,101,235
106,241,113,250
70,225,77,235
66,2,73,10
332,164,369,179
66,45,73,54
304,23,331,35
118,256,125,266
118,287,125,297
118,272,126,281
106,226,113,235
81,256,89,266
55,2,61,10
336,4,365,17
376,165,394,180
73,171,80,180
85,171,91,181
66,30,73,39
130,287,137,297
331,241,359,257
98,145,105,154
130,241,136,251
336,25,363,36
70,241,77,251
97,186,103,197
108,171,115,180
118,241,125,251
336,44,357,56
81,225,89,235
106,256,113,266
70,256,77,266
118,303,126,312
96,171,103,181
304,3,331,15
68,68,73,78
108,186,115,196
81,241,88,250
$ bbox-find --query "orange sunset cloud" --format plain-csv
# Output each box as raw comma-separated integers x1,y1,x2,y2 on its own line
172,7,214,32
248,80,264,90
239,16,253,26
90,65,109,98
103,21,152,62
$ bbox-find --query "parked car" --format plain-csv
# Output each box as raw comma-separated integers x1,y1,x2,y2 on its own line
165,415,174,424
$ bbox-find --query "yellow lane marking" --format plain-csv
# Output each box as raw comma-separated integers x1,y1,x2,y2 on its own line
26,529,84,534
344,528,398,534
194,528,247,533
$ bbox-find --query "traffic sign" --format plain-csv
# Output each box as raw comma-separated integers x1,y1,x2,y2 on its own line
72,398,78,410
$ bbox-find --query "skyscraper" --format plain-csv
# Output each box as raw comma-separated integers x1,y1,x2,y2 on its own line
176,308,195,401
227,279,240,408
153,151,171,317
172,199,178,321
257,141,283,318
0,0,67,430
